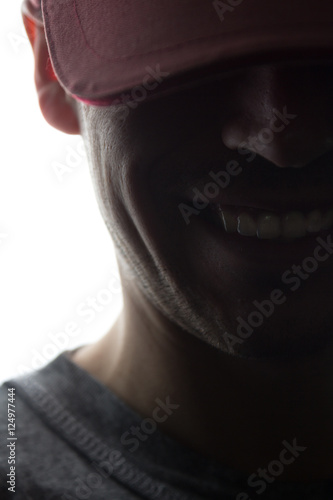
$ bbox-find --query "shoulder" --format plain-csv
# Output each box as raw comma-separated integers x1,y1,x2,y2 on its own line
0,377,77,498
0,369,140,500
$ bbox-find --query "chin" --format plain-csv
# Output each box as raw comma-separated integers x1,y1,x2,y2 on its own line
207,315,333,365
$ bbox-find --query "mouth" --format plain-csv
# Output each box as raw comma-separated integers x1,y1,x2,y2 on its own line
180,158,333,242
177,167,333,267
210,204,333,240
186,201,333,269
155,151,333,269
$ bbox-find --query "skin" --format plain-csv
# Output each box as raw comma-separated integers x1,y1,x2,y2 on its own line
26,17,333,480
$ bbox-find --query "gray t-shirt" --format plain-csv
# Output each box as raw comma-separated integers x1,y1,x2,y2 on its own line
0,351,332,499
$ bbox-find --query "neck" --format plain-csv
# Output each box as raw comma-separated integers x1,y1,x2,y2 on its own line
72,282,333,481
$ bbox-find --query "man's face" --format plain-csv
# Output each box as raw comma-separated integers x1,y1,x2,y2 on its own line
78,59,333,362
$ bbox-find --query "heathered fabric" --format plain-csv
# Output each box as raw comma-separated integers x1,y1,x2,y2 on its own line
0,351,333,499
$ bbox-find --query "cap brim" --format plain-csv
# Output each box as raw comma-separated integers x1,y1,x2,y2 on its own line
41,0,333,105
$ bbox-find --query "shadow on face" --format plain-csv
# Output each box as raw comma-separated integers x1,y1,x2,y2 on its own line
78,59,333,362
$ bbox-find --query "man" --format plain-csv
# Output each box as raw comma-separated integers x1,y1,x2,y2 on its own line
1,0,333,498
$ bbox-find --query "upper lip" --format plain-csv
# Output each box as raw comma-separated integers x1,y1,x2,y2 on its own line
207,195,333,214
184,186,333,214
181,159,333,214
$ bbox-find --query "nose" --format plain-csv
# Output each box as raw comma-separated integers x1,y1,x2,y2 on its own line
220,62,333,168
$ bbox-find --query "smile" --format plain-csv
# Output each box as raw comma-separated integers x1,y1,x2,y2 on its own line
213,205,333,240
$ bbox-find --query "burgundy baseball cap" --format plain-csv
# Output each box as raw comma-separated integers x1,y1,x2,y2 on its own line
22,0,333,107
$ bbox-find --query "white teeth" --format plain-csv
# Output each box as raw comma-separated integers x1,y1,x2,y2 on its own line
321,208,333,230
282,211,307,238
307,210,322,232
221,210,238,233
217,207,333,239
237,213,257,236
257,214,281,239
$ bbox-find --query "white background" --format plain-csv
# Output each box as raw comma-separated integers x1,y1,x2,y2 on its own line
0,1,122,383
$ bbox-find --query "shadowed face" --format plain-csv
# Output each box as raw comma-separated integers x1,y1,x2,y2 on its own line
78,59,333,362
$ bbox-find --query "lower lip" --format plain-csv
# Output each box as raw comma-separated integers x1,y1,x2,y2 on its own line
198,207,333,267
